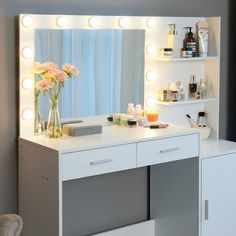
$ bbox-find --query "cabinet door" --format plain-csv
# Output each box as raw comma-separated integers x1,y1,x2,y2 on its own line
202,153,236,236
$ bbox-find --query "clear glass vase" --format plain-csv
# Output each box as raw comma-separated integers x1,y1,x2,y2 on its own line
46,99,62,138
34,94,43,134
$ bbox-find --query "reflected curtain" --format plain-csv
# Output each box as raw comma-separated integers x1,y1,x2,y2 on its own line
35,29,144,120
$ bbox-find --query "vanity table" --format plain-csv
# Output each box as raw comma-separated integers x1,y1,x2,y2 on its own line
18,14,236,236
19,122,200,236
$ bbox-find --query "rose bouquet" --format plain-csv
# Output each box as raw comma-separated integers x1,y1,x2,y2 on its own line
33,61,79,138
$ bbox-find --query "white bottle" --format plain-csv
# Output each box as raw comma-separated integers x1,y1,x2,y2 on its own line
135,104,143,121
127,103,134,119
167,24,180,58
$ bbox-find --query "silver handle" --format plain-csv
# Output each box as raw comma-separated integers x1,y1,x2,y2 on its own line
160,147,179,153
205,200,209,220
90,159,113,166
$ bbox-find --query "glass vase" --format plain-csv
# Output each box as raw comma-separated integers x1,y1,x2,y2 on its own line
46,99,62,138
34,94,43,134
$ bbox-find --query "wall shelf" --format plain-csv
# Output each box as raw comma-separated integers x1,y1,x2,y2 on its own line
156,56,219,62
156,97,218,106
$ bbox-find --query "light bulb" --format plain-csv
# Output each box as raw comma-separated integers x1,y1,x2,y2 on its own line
22,47,33,58
146,44,156,55
89,17,99,28
146,18,156,28
119,17,128,28
22,109,33,121
146,97,156,107
56,16,66,28
22,78,34,90
146,71,156,81
22,15,33,27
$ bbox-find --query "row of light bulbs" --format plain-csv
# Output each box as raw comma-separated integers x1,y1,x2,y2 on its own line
22,15,157,29
21,15,157,121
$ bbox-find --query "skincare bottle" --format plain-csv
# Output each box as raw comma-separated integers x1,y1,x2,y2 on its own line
167,24,180,58
169,82,178,102
189,75,197,99
127,103,134,119
184,27,197,57
197,21,208,57
135,104,143,122
198,79,207,99
176,81,185,101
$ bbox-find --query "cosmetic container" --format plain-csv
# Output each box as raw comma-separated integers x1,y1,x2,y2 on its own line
189,75,197,99
184,27,197,57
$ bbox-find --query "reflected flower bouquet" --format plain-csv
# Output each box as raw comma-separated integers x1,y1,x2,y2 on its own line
33,61,79,137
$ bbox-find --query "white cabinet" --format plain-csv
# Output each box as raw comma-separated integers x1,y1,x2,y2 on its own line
202,153,236,236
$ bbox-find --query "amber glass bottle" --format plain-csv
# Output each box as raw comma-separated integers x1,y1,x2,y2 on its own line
184,27,197,57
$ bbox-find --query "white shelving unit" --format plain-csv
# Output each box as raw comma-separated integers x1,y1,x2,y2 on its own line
144,17,221,139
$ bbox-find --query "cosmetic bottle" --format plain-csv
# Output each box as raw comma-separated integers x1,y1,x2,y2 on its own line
176,81,185,101
189,75,197,99
169,82,178,102
197,21,208,57
127,103,134,119
184,27,197,57
167,24,180,58
198,79,207,99
134,104,143,123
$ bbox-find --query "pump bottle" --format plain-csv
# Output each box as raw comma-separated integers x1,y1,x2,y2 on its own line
167,24,180,58
184,27,197,57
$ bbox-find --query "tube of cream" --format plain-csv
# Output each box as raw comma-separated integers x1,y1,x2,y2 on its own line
197,21,208,57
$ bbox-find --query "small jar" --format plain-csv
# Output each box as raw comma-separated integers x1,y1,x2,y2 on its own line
181,48,193,58
161,48,173,57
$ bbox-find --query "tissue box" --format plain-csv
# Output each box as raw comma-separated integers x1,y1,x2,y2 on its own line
62,123,102,137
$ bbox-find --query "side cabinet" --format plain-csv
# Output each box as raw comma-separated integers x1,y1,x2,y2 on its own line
202,153,236,236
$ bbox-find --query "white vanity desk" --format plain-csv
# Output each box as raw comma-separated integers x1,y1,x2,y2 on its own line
19,121,200,236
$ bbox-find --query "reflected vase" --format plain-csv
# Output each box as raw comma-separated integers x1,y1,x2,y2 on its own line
46,99,62,138
34,95,43,134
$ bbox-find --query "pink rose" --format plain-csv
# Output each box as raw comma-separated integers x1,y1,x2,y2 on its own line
62,63,79,77
36,80,53,91
33,62,57,75
54,70,68,83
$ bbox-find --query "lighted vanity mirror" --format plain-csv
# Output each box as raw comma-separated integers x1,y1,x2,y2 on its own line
35,29,145,122
19,14,158,136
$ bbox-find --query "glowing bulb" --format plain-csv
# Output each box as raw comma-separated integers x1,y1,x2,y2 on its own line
89,17,99,28
22,109,33,121
146,18,156,28
146,44,156,55
22,78,34,90
146,71,156,81
22,47,33,58
119,17,128,28
56,16,66,28
22,15,33,27
146,97,156,107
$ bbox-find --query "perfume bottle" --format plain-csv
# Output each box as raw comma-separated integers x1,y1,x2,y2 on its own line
189,75,197,99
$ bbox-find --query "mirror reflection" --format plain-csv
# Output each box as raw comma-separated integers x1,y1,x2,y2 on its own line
35,29,145,121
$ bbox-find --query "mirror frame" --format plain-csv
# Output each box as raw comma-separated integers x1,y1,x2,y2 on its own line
19,14,158,137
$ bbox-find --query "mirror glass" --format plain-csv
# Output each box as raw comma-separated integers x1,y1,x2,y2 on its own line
35,29,145,122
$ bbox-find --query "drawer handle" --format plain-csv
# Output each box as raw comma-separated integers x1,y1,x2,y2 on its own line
205,200,209,220
160,147,179,153
90,159,113,166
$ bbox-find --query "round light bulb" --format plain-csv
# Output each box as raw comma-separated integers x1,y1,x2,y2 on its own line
22,15,33,27
146,44,156,55
146,18,156,28
22,109,33,121
22,78,34,90
119,17,128,28
146,97,156,107
89,17,99,28
22,47,33,58
56,16,66,28
146,71,156,81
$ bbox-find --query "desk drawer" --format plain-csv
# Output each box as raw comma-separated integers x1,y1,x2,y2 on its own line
137,134,199,167
61,144,136,180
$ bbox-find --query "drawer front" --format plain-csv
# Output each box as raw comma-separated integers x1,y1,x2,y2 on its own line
137,134,199,167
61,144,136,180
